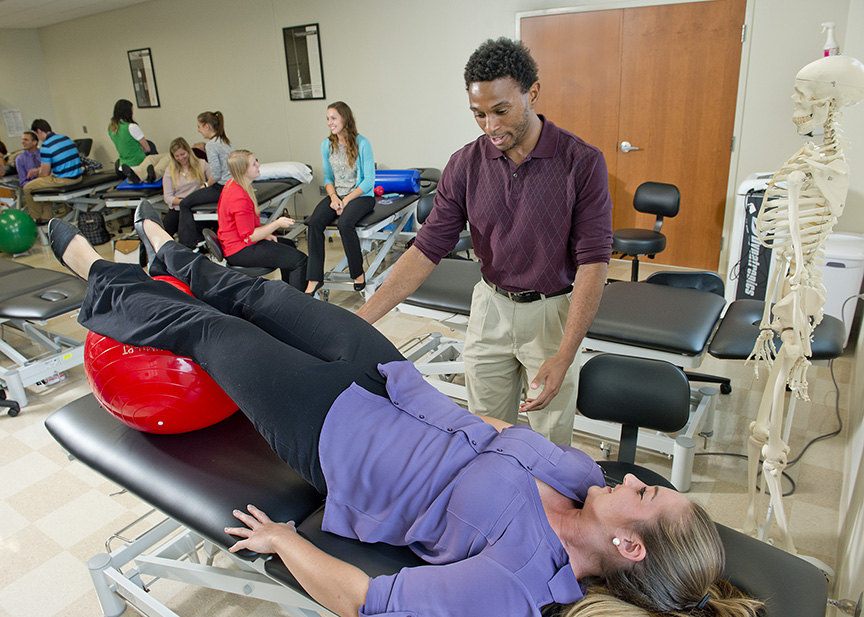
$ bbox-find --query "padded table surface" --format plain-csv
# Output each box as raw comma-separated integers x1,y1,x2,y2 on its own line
29,170,119,195
190,179,301,212
587,282,726,356
355,194,418,227
708,299,845,360
405,258,481,315
0,260,87,319
100,186,164,199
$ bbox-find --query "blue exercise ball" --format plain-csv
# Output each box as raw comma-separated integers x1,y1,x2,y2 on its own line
0,209,38,255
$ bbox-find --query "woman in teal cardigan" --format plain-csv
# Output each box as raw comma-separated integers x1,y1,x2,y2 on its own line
305,101,376,294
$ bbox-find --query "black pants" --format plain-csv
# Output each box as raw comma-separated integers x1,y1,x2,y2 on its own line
306,195,375,281
162,208,180,238
178,183,224,247
227,237,308,290
78,243,404,493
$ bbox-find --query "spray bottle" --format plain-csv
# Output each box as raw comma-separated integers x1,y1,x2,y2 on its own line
822,22,839,57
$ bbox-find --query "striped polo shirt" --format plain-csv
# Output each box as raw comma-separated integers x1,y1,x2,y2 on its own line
40,132,83,178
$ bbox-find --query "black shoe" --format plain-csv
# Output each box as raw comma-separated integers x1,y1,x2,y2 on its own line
353,279,366,292
121,164,141,184
47,219,85,278
134,200,165,267
145,164,156,183
114,159,123,177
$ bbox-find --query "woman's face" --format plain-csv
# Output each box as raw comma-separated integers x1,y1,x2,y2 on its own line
583,474,690,530
173,148,190,167
326,108,345,136
245,155,261,181
197,121,215,139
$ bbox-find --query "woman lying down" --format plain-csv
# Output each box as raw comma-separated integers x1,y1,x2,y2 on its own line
47,204,763,617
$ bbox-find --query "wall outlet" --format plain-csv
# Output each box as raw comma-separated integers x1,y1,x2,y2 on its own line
82,126,88,134
319,185,327,196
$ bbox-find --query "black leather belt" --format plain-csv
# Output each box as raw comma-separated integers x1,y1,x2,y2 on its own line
482,276,572,303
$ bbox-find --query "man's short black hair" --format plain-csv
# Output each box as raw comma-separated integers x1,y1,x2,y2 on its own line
464,38,539,93
31,119,52,133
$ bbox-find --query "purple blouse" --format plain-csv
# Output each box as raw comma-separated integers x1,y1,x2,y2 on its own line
413,117,613,294
318,360,605,617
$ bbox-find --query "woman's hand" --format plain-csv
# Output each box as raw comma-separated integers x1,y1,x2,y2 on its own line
330,194,344,215
226,504,297,554
274,216,295,228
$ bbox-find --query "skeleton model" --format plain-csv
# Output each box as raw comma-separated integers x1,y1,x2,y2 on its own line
745,55,864,553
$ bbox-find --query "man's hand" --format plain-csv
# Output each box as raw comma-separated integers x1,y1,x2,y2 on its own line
520,355,572,412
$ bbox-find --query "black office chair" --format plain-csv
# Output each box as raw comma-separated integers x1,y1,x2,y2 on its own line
613,181,680,281
576,353,691,489
201,228,275,278
73,138,93,157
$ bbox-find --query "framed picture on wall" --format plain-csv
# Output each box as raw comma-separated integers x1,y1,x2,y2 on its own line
127,48,160,108
283,24,326,100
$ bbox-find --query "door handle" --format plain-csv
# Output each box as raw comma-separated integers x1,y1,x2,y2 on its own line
619,141,641,153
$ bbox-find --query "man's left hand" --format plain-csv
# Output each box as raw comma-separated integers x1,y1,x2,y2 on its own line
520,355,572,412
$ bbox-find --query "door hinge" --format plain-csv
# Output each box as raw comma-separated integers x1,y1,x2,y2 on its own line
741,24,746,43
731,135,736,152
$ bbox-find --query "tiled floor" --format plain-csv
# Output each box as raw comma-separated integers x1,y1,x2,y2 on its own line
0,228,854,616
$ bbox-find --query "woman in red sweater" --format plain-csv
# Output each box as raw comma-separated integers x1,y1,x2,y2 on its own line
217,150,307,290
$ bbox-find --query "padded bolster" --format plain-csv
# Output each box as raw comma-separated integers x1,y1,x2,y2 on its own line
718,524,827,617
405,259,480,315
709,299,845,361
45,395,324,561
588,282,725,356
190,180,300,212
29,171,119,195
0,268,87,319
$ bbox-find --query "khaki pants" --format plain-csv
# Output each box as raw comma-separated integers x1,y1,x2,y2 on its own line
130,153,170,181
23,175,82,221
464,280,579,446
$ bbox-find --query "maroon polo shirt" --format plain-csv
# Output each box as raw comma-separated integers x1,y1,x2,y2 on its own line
414,116,613,294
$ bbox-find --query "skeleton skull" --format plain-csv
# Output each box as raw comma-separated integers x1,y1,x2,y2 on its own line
792,55,864,135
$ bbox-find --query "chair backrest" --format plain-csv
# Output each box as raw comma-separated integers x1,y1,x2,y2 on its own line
201,228,225,261
577,354,691,463
415,192,435,225
633,181,680,221
73,138,93,157
646,270,725,297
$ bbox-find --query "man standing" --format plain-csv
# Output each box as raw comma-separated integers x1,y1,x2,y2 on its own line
23,119,82,223
357,38,612,445
15,131,42,187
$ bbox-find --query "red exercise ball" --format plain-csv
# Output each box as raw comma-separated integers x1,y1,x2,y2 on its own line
83,275,239,434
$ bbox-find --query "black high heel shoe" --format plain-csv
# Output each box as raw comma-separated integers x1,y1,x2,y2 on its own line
47,219,85,278
353,279,366,292
306,281,324,296
134,200,166,267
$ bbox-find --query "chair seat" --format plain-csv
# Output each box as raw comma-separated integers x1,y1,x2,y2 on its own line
612,229,666,255
708,299,845,360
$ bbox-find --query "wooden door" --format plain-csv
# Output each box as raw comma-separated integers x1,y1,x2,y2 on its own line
521,0,745,271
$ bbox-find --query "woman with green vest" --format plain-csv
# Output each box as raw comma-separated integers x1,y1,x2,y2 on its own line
108,99,169,184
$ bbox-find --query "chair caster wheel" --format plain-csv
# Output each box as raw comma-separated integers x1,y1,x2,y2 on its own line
720,383,732,395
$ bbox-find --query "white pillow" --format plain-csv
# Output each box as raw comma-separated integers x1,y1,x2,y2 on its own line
257,161,313,183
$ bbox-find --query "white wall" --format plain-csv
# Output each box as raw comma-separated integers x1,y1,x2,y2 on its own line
0,28,56,146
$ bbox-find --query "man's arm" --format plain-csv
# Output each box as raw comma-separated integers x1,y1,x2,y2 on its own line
355,245,436,324
520,261,607,412
36,162,51,178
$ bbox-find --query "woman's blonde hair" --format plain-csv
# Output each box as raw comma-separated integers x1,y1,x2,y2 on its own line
167,137,207,187
326,101,360,168
226,149,258,212
568,502,763,617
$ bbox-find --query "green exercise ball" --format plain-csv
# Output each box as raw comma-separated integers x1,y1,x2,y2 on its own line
0,209,39,255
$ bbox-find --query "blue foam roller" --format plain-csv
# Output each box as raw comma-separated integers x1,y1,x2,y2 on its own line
374,169,420,194
117,178,163,190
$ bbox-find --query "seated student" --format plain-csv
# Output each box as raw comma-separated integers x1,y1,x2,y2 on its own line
162,137,212,238
15,131,42,187
48,209,762,617
305,101,376,295
216,149,307,290
22,119,83,224
108,99,170,184
177,111,236,247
